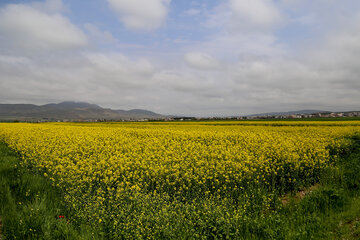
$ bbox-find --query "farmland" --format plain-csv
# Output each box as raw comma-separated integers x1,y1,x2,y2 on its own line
0,121,360,239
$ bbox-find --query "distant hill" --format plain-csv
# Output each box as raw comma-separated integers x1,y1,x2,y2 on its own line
42,101,102,110
246,110,330,117
116,109,164,118
0,101,165,121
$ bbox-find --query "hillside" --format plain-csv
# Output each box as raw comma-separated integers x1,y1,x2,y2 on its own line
0,101,164,121
246,109,330,117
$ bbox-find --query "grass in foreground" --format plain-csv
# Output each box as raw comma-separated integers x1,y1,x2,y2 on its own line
0,134,359,239
0,142,100,239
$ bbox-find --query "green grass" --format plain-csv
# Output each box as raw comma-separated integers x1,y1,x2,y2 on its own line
0,142,101,239
0,134,360,239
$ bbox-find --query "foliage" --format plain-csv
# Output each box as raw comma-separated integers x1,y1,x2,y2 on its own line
0,121,359,239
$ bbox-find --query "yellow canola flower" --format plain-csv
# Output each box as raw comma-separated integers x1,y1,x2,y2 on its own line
0,121,358,223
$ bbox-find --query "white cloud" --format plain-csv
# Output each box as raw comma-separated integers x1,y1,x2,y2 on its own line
0,51,159,107
293,14,318,25
205,0,283,33
84,24,118,45
184,52,220,70
86,53,155,77
153,71,205,92
0,0,359,116
199,0,285,65
184,31,285,63
0,55,30,64
230,0,282,31
185,8,201,16
32,0,67,14
0,3,87,51
107,0,171,31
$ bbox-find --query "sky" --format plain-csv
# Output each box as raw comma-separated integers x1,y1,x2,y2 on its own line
0,0,359,116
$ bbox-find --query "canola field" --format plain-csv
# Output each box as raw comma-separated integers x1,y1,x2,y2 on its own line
0,121,359,237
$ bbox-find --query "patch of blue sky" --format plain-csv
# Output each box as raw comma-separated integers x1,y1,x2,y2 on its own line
64,0,219,54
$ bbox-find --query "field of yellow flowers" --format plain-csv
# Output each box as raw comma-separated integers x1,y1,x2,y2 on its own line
0,121,359,238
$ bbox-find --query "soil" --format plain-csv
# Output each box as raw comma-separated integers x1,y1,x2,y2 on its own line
281,184,321,205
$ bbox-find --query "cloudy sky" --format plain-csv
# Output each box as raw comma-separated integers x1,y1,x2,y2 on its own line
0,0,359,116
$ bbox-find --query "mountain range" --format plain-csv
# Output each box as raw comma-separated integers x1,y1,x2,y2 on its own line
0,102,341,121
246,110,330,117
0,101,165,121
